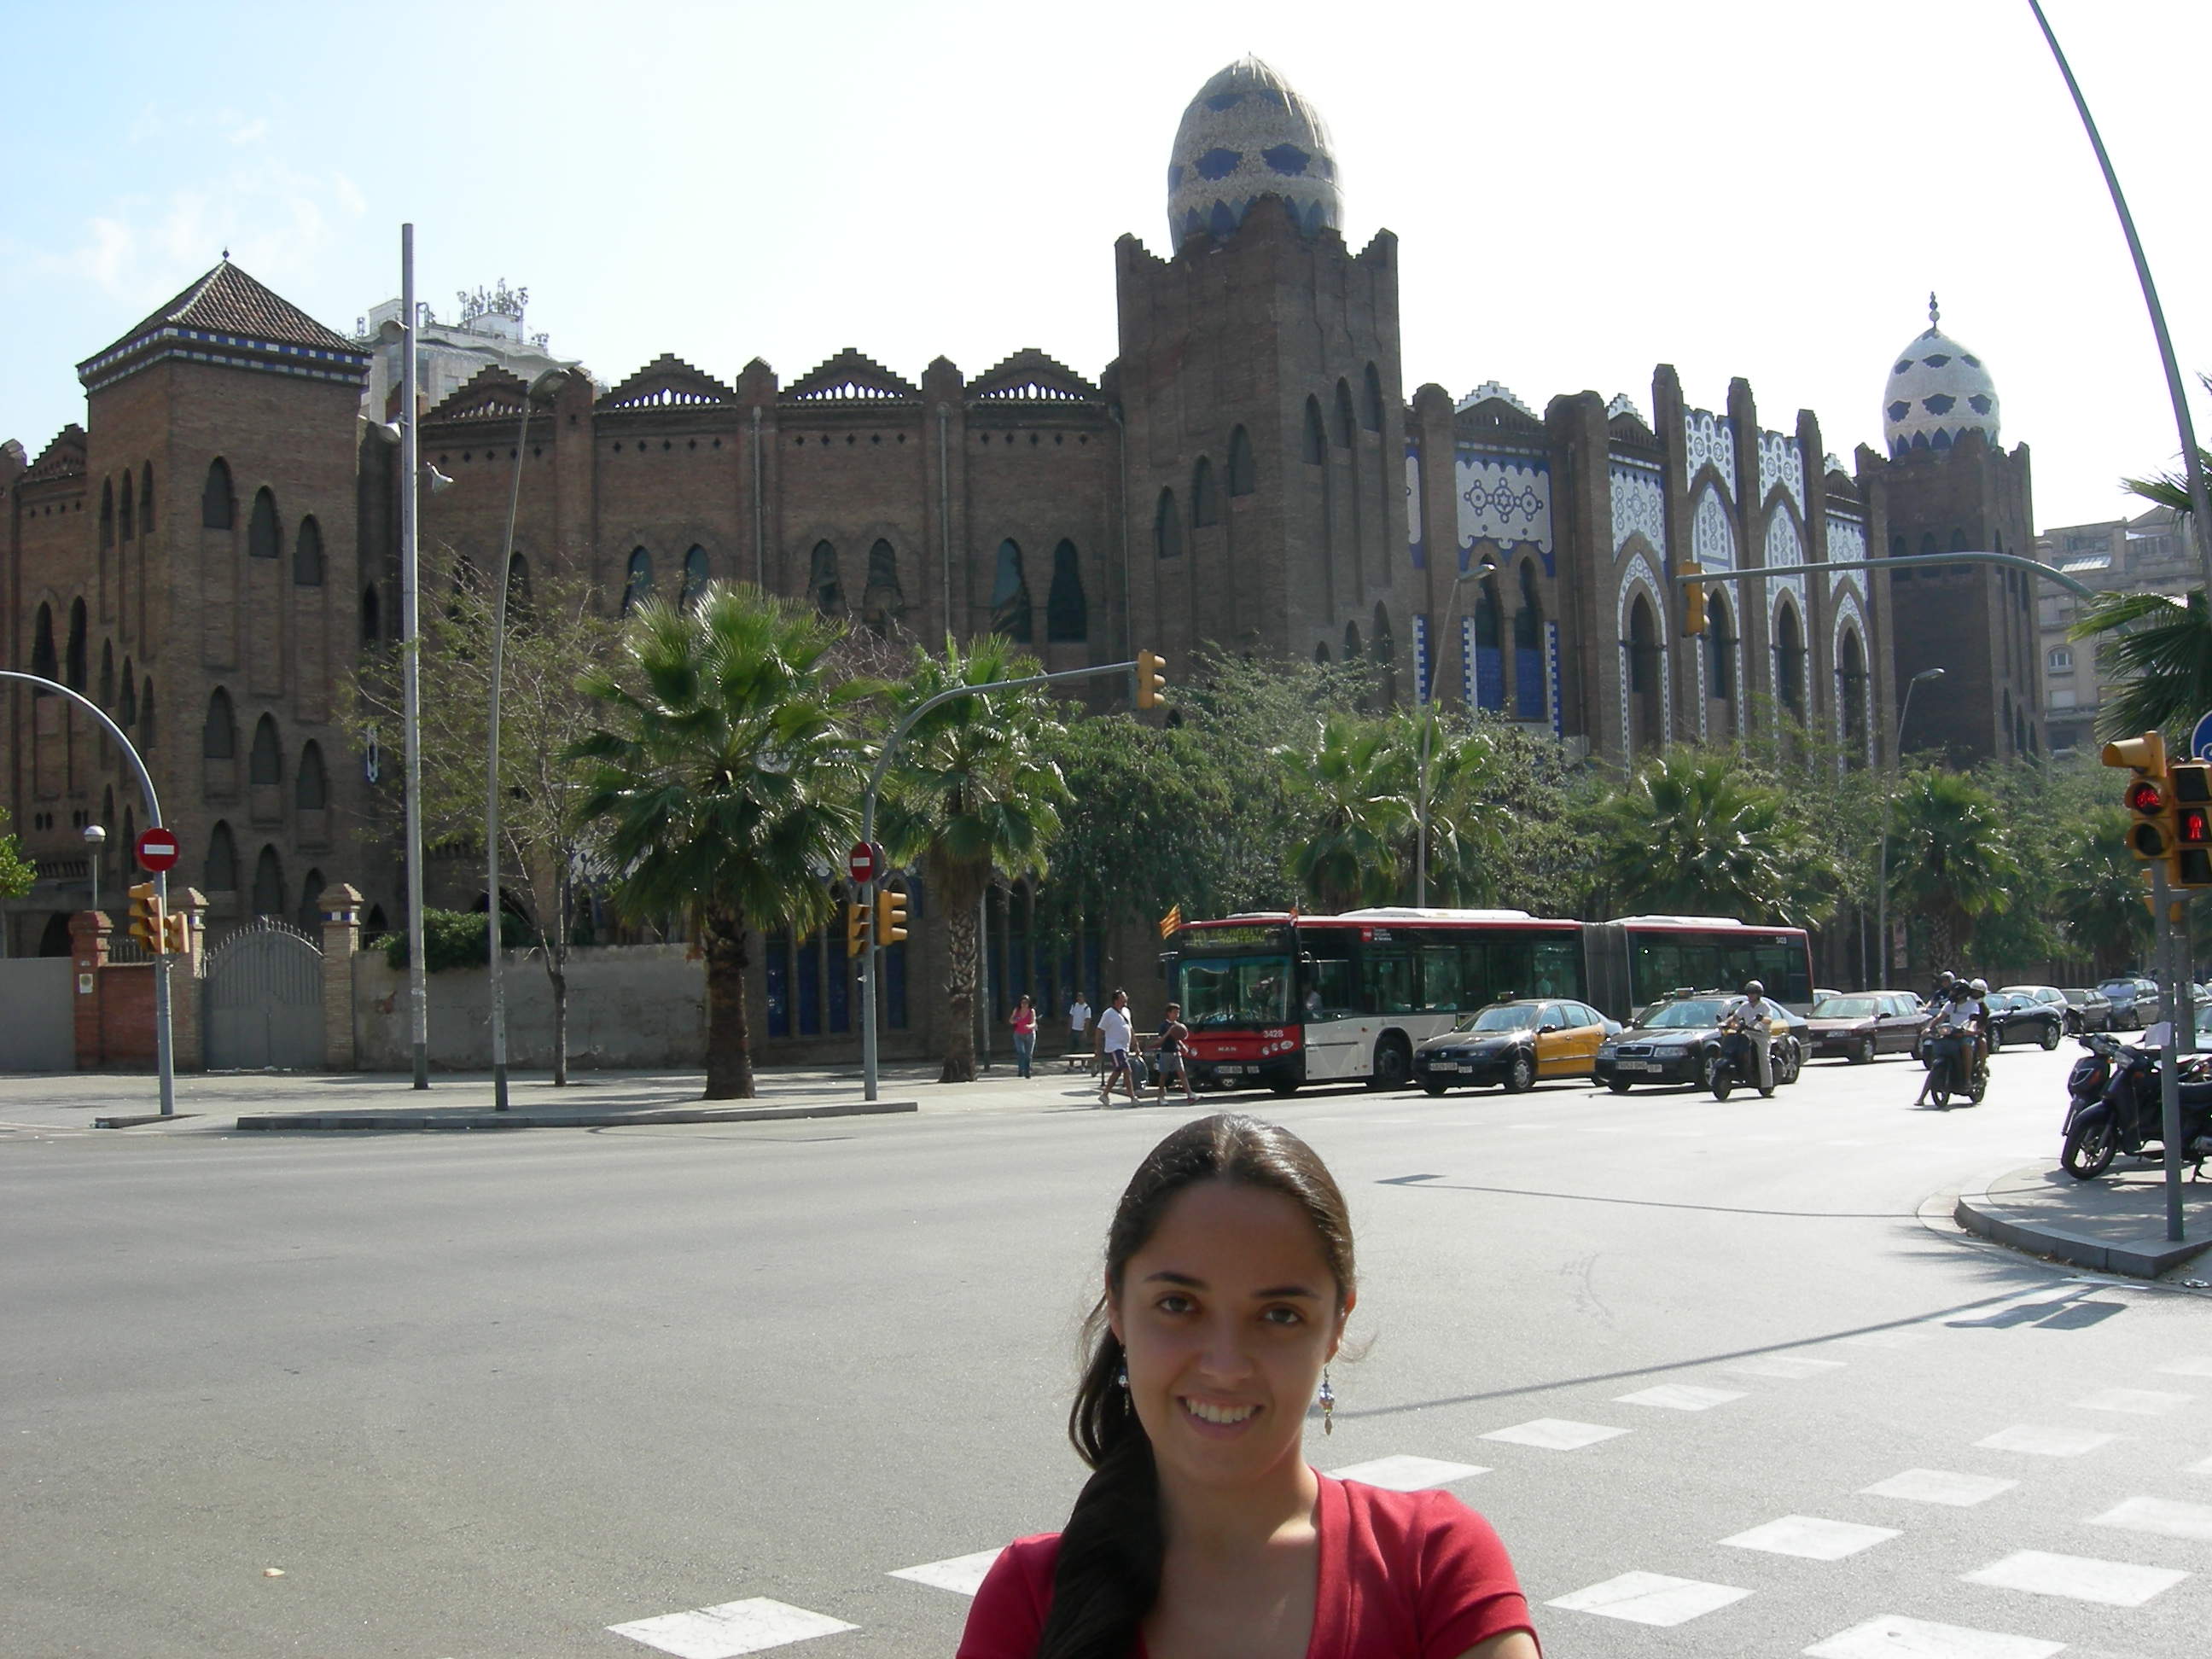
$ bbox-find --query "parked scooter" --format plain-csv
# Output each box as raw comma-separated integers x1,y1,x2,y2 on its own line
1709,1010,1773,1100
2060,1030,2212,1180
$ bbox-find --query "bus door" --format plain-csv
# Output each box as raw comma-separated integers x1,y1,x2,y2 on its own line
1299,948,1359,1078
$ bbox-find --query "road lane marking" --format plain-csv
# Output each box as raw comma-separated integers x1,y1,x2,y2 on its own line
2088,1495,2212,1541
1721,1515,1900,1560
1615,1384,1746,1412
1975,1425,2118,1457
1961,1549,2186,1607
2154,1354,2212,1377
1860,1469,2017,1507
608,1598,856,1657
2071,1387,2193,1415
1327,1454,1488,1490
1481,1417,1628,1451
1803,1613,2063,1658
1545,1570,1749,1626
1722,1355,1845,1381
888,1549,1003,1596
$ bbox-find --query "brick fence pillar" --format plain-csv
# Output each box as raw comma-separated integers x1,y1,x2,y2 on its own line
69,911,112,1068
318,882,362,1070
169,887,207,1071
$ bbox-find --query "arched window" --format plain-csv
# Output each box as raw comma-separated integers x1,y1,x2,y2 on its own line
864,539,904,637
202,688,236,760
991,539,1033,642
504,553,532,623
299,869,326,934
1155,488,1183,559
65,599,88,690
296,741,328,809
141,463,154,531
1708,595,1735,701
1776,603,1805,719
1228,426,1256,496
141,678,155,748
1920,532,1940,556
249,714,282,786
682,545,708,608
810,540,843,616
1371,602,1396,703
1344,620,1362,661
1840,629,1867,753
1627,594,1662,753
620,548,654,614
1314,643,1331,664
294,516,323,585
247,488,280,558
252,845,284,918
1513,562,1544,716
119,473,135,541
1950,527,1970,552
31,604,55,683
1190,457,1219,527
99,642,114,707
1303,398,1326,464
201,459,234,530
119,660,137,726
1334,381,1357,447
204,822,238,893
1472,577,1504,710
1362,364,1385,433
360,585,381,647
1046,539,1087,643
99,479,114,549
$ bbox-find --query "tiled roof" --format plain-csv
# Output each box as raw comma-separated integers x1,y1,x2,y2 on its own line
110,260,358,356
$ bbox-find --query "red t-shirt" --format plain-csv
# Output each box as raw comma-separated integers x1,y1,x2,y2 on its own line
956,1474,1535,1658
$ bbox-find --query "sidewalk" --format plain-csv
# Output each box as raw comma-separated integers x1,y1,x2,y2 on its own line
1955,1161,2212,1281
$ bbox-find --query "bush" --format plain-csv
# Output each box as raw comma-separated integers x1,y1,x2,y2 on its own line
382,906,532,972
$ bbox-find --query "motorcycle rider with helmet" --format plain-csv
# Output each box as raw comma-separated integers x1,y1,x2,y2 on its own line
1914,977,1990,1108
1737,979,1777,1094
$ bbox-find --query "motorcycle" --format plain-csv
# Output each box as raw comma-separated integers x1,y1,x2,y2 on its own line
1921,1017,1987,1109
1709,1011,1774,1099
2060,1030,2212,1180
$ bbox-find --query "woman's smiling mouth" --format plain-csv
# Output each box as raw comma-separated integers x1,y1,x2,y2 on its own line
1181,1396,1261,1429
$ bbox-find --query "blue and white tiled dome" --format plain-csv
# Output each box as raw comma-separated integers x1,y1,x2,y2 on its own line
1167,56,1342,249
1883,294,2000,457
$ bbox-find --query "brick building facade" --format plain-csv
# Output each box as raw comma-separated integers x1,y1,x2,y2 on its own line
3,56,2040,1061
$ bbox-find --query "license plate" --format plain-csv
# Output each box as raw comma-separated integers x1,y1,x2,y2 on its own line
1441,1062,1471,1073
1615,1060,1657,1072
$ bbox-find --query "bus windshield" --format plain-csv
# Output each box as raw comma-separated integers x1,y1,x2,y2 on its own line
1177,954,1293,1027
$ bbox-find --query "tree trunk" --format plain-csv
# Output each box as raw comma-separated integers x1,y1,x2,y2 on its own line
936,862,983,1084
702,906,755,1098
548,862,572,1086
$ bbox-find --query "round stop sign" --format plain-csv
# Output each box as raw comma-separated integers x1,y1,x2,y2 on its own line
847,841,882,884
135,826,181,873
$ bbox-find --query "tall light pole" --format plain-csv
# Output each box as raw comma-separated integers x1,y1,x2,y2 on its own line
1415,557,1497,907
398,224,431,1090
486,367,570,1111
1875,667,1945,987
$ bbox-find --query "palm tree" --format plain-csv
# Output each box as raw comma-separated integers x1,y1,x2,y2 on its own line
571,585,872,1099
2051,804,2151,976
1275,713,1413,911
1403,713,1509,907
878,636,1068,1084
2069,587,2212,742
1884,766,2022,969
1589,749,1836,927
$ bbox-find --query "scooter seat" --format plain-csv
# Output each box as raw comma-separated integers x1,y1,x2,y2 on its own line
2177,1079,2212,1109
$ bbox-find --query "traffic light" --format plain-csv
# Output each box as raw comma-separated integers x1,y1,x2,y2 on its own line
162,910,190,956
2104,732,2174,863
1679,561,1708,637
876,885,908,946
2170,760,2212,887
127,882,166,955
1136,649,1167,711
846,900,871,959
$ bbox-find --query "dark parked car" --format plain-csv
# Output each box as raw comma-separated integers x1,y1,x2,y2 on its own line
1594,993,1806,1092
1985,992,2064,1051
2056,987,2115,1033
2098,975,2161,1030
1804,992,1930,1063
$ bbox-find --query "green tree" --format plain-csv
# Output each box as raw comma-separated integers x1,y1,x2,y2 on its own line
878,635,1069,1084
2069,587,2212,743
0,806,32,899
1885,766,2022,969
571,585,872,1099
2051,804,2151,976
1274,712,1414,911
1587,748,1837,928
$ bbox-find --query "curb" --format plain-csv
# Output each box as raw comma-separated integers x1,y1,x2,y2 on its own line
232,1098,919,1132
1953,1169,2212,1278
92,1112,203,1129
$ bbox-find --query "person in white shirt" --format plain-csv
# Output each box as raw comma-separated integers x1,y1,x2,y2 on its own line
1068,994,1093,1072
1096,989,1138,1107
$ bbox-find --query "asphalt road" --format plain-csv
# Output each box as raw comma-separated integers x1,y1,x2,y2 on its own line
4,1042,2208,1659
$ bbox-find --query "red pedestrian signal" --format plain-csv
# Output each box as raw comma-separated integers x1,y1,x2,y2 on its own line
2168,760,2212,886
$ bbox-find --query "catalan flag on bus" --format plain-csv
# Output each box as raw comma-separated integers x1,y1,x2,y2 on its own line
1158,904,1183,939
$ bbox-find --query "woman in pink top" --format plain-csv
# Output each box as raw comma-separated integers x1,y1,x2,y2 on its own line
959,1114,1539,1659
1010,995,1039,1079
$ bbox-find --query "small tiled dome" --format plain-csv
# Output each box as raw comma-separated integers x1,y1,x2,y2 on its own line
1167,57,1342,249
1883,294,2000,457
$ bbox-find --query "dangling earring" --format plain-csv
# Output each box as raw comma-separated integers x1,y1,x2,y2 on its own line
1318,1368,1335,1436
1116,1364,1129,1390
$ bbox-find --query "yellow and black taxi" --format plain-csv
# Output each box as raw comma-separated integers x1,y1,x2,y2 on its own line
1593,991,1807,1092
1412,998,1614,1094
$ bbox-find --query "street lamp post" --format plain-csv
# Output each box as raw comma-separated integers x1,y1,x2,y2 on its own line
485,368,570,1113
83,823,105,917
1415,558,1497,908
1875,667,1946,987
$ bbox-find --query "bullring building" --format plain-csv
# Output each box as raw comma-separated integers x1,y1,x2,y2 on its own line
3,56,2040,1054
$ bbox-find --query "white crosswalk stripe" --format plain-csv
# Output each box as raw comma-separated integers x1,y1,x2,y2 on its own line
1546,1570,1750,1626
1722,1354,1845,1380
1325,1454,1487,1490
1803,1614,2064,1659
1615,1383,1745,1411
2070,1386,2193,1415
1481,1417,1628,1451
2087,1494,2212,1542
1974,1423,2118,1456
608,1598,856,1657
1860,1468,2017,1507
1722,1516,1900,1560
888,1549,1004,1597
1961,1548,2187,1608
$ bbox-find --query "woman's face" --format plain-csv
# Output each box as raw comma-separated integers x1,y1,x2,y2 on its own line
1109,1180,1350,1492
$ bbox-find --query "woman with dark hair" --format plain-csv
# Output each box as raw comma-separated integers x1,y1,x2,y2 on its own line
958,1114,1539,1659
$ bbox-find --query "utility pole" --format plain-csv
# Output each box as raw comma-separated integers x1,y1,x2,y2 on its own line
399,224,430,1088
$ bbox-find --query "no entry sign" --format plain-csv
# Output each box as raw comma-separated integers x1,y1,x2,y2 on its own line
847,841,883,884
135,827,180,873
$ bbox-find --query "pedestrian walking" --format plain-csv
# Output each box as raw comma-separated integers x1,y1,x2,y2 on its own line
1153,1002,1197,1105
1010,995,1038,1079
1096,989,1138,1107
955,1113,1540,1659
1068,992,1093,1073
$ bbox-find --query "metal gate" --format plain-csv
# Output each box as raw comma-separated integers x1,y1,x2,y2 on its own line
204,921,325,1070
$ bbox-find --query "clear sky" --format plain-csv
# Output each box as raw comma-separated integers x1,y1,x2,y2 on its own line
3,0,2205,533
